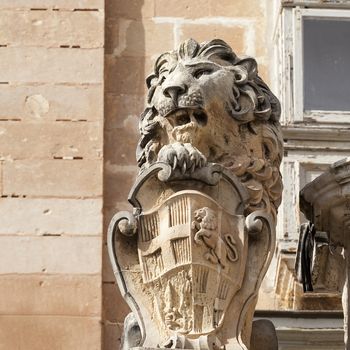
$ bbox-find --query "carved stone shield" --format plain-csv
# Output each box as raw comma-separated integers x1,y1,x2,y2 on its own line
108,163,275,350
138,190,247,336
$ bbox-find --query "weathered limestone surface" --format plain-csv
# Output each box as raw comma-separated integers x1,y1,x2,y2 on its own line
153,0,264,18
0,236,101,274
0,198,102,235
0,10,104,47
108,38,283,350
0,2,104,349
3,160,102,197
0,48,103,83
0,0,104,8
0,85,103,121
0,122,102,159
0,316,101,350
0,275,101,316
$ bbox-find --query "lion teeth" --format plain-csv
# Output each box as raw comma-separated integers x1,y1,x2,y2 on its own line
182,162,187,174
190,163,196,173
173,156,178,170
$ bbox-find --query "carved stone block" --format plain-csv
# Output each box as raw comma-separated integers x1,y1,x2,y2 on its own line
108,39,283,350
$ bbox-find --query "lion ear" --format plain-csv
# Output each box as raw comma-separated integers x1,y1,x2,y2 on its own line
236,57,257,80
146,73,157,88
179,38,200,59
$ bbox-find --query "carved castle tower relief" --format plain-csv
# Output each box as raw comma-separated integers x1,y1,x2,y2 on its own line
108,39,283,350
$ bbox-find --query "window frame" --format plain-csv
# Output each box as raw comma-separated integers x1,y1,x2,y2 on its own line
293,7,350,124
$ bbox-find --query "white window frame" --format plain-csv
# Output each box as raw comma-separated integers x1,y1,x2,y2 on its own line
293,7,350,124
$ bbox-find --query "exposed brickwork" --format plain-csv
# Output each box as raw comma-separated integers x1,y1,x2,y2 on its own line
0,1,104,349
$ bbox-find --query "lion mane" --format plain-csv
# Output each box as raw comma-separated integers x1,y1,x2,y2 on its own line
193,207,217,231
136,38,283,220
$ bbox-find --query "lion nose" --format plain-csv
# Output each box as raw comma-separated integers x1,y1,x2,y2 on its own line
163,84,187,104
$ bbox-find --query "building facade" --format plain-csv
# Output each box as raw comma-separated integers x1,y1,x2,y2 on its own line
0,0,349,349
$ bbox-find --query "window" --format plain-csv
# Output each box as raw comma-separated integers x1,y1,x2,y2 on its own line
293,8,350,123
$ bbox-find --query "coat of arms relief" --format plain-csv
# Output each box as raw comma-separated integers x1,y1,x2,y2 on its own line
108,39,283,350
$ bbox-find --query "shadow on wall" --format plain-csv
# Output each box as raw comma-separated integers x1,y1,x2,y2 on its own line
103,1,145,349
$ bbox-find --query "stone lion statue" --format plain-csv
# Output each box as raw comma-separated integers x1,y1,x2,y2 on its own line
137,38,283,221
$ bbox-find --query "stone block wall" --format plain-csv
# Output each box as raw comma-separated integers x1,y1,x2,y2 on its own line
0,1,104,349
104,1,275,348
0,1,277,349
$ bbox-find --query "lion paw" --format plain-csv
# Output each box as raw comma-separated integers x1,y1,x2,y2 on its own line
205,251,218,264
194,231,203,245
157,142,207,173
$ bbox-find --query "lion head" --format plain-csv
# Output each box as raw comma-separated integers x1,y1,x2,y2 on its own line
137,38,283,220
194,207,217,229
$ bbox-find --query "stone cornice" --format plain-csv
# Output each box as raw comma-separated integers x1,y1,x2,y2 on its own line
282,126,350,142
282,0,350,9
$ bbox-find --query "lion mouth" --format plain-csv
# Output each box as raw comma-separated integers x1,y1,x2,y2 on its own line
165,108,208,128
194,212,202,221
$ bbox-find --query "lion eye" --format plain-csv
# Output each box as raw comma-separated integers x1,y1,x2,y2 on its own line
158,75,166,85
193,68,213,79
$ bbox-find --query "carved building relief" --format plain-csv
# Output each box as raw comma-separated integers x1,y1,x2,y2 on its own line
108,39,283,350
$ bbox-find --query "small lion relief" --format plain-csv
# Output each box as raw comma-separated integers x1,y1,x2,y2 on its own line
192,207,238,269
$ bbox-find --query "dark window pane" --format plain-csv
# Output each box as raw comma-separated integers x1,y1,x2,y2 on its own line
303,17,350,111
